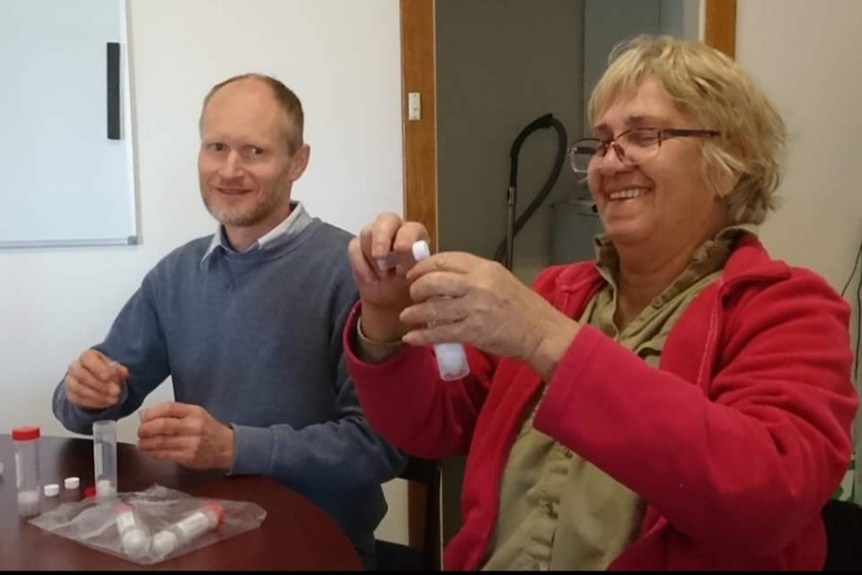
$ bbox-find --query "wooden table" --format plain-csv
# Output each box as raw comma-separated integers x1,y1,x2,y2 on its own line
0,434,361,570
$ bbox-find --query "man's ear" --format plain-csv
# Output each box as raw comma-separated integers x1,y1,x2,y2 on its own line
288,144,311,181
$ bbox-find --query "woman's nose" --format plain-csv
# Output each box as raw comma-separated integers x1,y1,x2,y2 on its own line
598,143,630,175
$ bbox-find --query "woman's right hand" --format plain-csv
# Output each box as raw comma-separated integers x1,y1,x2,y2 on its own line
347,211,430,342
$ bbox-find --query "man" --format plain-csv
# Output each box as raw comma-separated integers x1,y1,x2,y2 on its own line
52,73,406,568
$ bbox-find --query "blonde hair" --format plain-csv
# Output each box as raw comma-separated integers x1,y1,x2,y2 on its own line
588,35,786,225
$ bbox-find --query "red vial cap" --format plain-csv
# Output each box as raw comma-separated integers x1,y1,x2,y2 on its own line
84,485,96,499
11,426,41,441
201,501,225,528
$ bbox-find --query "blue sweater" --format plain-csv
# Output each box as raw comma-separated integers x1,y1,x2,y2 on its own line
52,218,406,568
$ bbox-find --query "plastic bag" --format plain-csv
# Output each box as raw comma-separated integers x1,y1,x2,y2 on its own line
29,484,267,565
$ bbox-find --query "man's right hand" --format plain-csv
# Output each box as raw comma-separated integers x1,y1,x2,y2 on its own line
347,212,429,342
63,349,129,410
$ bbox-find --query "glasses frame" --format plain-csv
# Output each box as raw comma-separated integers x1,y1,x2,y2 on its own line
568,127,721,174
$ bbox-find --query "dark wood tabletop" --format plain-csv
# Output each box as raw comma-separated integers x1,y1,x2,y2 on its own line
0,434,361,570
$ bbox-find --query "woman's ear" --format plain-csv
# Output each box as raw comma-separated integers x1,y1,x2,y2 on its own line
704,155,741,200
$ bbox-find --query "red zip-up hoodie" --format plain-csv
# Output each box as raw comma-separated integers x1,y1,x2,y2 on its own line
345,236,858,570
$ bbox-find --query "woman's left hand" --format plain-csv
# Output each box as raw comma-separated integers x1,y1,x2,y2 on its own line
401,251,580,378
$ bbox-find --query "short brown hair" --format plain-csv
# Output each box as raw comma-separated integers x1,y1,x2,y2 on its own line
589,35,786,225
200,73,305,153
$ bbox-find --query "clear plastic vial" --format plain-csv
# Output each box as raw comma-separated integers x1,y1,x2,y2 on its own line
151,502,224,559
92,420,118,499
115,502,151,558
63,476,82,504
41,483,60,513
12,426,41,517
376,240,471,381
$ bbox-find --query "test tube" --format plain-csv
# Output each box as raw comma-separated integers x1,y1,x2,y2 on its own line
12,426,41,517
92,420,118,499
42,483,60,513
63,476,82,503
115,502,151,558
375,240,471,381
151,502,224,559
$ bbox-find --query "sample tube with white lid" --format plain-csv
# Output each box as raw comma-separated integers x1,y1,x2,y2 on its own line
151,502,225,559
115,502,151,558
92,420,118,499
375,240,471,381
12,426,41,517
63,476,82,503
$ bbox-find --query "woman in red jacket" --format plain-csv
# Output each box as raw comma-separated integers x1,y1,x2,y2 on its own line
344,35,858,570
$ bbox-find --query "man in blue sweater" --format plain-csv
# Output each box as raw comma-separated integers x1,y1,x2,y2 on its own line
52,73,406,569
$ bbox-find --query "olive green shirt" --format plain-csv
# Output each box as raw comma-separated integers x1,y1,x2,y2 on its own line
481,226,754,571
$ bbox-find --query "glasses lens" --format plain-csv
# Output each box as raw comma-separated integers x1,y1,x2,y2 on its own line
617,128,661,165
569,141,600,173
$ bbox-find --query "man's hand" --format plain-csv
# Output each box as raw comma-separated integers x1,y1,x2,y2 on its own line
64,349,129,410
136,401,235,471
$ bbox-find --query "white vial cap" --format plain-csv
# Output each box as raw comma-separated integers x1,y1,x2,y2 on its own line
44,483,60,497
435,342,470,380
64,477,80,489
411,240,431,262
0,461,4,476
152,530,179,558
122,529,151,557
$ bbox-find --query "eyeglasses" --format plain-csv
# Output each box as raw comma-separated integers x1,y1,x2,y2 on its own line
568,127,721,174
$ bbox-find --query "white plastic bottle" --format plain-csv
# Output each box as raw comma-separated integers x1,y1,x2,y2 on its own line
115,502,151,558
376,240,471,381
151,502,224,559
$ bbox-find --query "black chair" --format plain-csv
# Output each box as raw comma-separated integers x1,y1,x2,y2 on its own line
375,456,442,571
823,498,862,571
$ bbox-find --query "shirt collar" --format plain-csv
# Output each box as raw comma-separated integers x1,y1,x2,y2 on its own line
593,222,758,281
200,201,312,267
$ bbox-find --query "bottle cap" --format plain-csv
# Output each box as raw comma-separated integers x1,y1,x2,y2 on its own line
152,530,179,558
64,477,80,489
435,342,470,381
11,426,41,441
44,484,60,497
201,501,225,528
84,485,96,499
411,240,431,262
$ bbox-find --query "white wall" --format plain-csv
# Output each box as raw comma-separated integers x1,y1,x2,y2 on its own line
736,0,862,495
0,0,408,544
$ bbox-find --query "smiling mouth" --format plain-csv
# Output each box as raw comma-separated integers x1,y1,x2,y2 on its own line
607,189,648,201
215,187,251,196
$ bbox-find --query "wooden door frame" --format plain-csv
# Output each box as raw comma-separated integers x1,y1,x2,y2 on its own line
398,0,737,550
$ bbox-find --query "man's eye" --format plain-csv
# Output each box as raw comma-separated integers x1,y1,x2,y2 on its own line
247,146,264,156
210,143,226,152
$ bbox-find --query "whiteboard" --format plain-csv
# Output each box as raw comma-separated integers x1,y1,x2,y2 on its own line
0,0,138,248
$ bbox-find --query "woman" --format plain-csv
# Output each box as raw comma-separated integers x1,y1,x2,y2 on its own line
344,35,858,570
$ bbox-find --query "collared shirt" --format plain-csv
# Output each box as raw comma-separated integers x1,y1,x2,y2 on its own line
200,201,312,268
482,224,757,572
